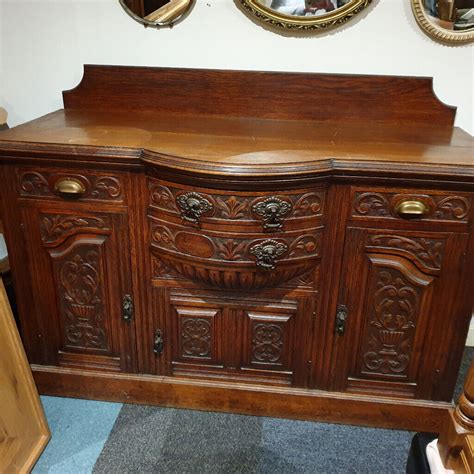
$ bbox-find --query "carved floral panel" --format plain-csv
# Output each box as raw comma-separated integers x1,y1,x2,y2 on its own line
360,267,429,379
54,244,110,353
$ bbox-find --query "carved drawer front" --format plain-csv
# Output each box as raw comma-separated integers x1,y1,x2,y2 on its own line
148,178,326,232
351,187,472,224
21,207,136,373
149,216,323,290
330,226,470,400
17,167,126,203
165,292,313,387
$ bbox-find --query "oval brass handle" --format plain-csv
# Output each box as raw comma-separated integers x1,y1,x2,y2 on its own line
394,200,429,218
54,177,86,198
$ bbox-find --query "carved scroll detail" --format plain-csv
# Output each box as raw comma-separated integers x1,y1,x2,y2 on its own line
252,323,284,363
19,172,50,195
181,318,212,358
434,196,470,221
354,193,390,216
353,191,471,222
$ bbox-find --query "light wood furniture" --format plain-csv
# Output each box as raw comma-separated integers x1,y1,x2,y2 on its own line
0,279,50,472
438,357,474,472
0,65,473,432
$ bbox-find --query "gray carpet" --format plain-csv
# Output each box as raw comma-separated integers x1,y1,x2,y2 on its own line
93,347,473,474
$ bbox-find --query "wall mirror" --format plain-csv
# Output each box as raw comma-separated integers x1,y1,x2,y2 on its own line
412,0,474,43
238,0,373,31
119,0,194,27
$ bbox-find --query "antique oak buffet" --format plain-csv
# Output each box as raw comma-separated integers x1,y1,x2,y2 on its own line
0,66,473,432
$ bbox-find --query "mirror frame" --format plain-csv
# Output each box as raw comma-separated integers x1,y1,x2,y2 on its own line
412,0,474,44
238,0,373,31
119,0,195,28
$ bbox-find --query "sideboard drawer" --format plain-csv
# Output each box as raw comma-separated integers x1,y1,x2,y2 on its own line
351,187,472,225
17,167,126,203
149,216,323,290
148,178,326,233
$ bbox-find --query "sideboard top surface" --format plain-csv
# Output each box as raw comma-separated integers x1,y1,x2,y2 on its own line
0,66,472,181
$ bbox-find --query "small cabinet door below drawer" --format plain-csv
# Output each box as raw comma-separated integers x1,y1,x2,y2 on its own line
330,227,469,401
21,206,136,373
159,290,314,388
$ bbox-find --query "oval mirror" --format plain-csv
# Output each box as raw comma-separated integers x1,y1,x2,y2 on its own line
412,0,474,43
238,0,373,31
119,0,194,28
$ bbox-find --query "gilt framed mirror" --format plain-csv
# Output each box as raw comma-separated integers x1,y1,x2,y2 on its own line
119,0,194,28
412,0,474,44
237,0,373,32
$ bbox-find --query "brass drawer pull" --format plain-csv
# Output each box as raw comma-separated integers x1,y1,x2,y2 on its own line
250,239,288,271
176,192,213,225
54,177,86,198
252,197,292,232
394,200,429,218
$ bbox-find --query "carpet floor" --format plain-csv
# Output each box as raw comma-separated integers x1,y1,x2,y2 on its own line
33,346,473,474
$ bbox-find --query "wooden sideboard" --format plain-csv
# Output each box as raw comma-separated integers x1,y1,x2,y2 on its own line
0,65,473,432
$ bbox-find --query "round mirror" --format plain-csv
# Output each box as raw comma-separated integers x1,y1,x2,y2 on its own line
238,0,373,31
119,0,194,28
412,0,474,43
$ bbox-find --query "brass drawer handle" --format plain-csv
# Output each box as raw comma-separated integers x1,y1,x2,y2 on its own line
176,192,213,226
394,200,429,218
54,177,86,198
252,197,292,232
249,239,288,271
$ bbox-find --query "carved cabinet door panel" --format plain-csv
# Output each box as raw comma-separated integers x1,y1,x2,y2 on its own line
330,227,470,400
20,207,136,373
159,290,314,387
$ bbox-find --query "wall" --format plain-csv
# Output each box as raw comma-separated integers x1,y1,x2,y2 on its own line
0,0,473,133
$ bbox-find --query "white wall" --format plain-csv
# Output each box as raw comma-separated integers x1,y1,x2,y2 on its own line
0,0,473,133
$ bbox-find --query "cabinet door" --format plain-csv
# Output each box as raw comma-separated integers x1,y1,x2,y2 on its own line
157,290,314,387
330,227,469,400
21,207,136,373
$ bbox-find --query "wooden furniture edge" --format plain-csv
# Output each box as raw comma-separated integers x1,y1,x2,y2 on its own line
0,141,473,186
0,281,50,472
32,365,451,432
